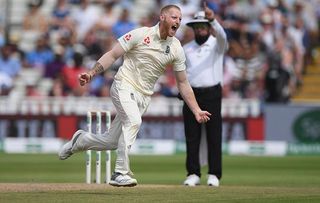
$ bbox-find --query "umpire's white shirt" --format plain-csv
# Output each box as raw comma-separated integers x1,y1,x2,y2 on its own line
117,24,186,96
183,20,228,88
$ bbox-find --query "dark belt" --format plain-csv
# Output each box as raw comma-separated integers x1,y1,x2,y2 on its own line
192,84,221,93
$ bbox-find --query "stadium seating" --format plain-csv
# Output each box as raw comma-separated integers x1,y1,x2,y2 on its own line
292,48,320,102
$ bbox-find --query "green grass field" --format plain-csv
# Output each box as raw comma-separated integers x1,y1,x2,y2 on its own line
0,153,320,202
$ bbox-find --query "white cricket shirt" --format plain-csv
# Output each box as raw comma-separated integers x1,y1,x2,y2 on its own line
183,20,228,88
116,24,186,96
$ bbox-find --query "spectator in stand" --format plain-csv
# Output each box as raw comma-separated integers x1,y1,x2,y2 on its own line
49,77,67,97
263,0,283,32
49,0,75,32
223,0,242,21
112,8,137,38
61,52,88,96
280,15,304,87
264,40,292,103
94,1,117,33
234,20,265,98
19,0,48,53
43,45,66,79
82,29,104,61
71,0,100,42
139,11,159,28
0,44,21,95
223,42,244,99
26,84,42,97
0,44,21,78
238,0,264,29
25,34,54,69
56,30,75,64
290,0,318,67
23,0,48,33
259,12,276,53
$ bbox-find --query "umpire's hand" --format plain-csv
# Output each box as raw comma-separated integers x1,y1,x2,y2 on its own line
203,1,215,22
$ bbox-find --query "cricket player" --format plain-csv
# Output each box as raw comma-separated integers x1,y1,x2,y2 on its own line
59,4,211,187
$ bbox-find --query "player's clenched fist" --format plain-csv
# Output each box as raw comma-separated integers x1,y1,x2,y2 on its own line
78,72,92,86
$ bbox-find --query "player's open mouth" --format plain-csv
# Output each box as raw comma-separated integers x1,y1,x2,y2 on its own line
171,25,178,31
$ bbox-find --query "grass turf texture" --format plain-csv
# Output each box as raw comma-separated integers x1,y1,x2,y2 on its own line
0,153,319,202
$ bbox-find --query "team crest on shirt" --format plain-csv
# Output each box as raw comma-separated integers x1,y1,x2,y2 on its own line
143,36,150,45
124,34,132,41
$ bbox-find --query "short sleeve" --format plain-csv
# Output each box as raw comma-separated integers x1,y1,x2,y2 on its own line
173,45,186,71
118,27,147,52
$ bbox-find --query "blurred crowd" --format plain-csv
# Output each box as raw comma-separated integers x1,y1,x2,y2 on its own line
0,0,319,103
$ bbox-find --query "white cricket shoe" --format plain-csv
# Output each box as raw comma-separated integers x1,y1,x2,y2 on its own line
109,172,138,187
183,174,200,186
58,130,84,160
207,175,219,187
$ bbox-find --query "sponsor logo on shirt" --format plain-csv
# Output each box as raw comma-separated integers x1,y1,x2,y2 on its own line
165,45,170,54
124,34,132,41
143,36,150,45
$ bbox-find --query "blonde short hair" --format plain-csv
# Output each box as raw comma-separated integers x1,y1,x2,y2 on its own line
160,5,181,15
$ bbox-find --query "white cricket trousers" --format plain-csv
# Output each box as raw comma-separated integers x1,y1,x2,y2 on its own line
76,79,151,175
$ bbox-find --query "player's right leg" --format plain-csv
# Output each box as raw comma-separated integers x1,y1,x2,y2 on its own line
59,116,122,160
58,129,84,160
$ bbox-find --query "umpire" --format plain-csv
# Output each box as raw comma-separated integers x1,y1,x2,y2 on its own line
182,4,228,187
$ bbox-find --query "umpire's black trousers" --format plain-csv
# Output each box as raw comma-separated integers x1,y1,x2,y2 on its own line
183,84,222,179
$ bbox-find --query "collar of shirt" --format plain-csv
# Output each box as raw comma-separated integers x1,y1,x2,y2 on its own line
153,23,173,43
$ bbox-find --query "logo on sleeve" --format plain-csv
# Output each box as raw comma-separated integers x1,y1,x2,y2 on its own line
143,36,150,45
124,34,132,41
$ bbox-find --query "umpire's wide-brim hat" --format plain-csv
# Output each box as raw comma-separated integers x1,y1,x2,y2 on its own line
186,11,210,27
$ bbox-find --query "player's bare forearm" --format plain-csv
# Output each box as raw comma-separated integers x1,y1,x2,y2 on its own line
175,71,211,123
79,58,110,86
175,71,198,113
79,42,125,86
178,80,200,114
89,43,125,77
88,62,104,78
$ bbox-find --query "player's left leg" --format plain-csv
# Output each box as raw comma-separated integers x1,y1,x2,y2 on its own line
109,80,151,187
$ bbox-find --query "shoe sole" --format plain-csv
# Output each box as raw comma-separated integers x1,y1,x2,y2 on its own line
109,182,137,187
184,183,200,186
